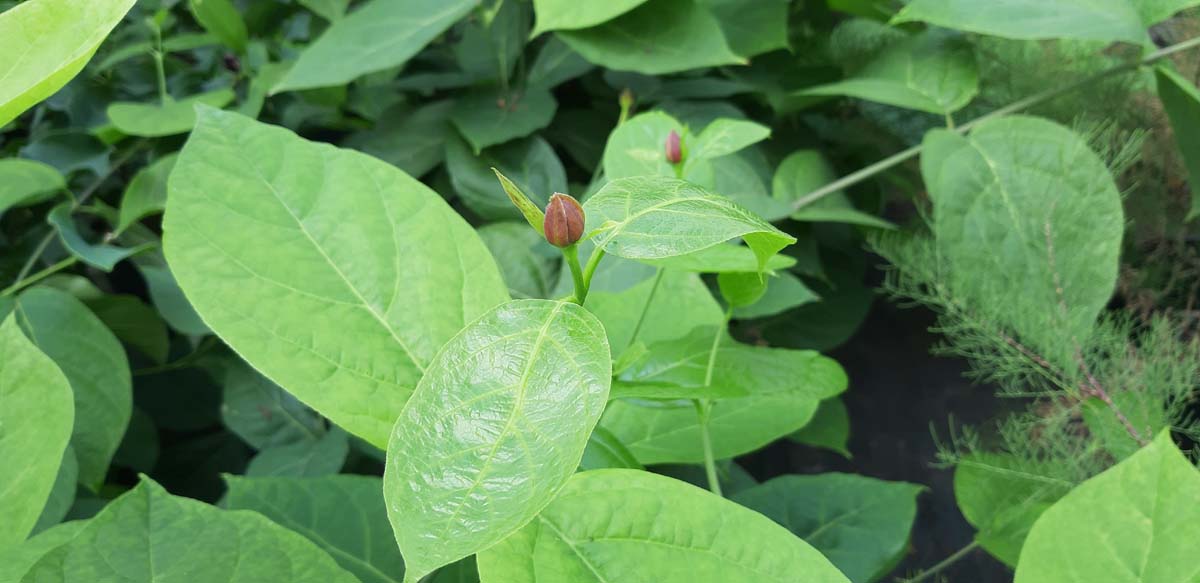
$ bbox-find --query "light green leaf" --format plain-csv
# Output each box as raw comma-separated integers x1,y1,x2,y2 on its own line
717,271,768,307
0,522,85,582
639,244,797,273
531,0,649,35
733,473,922,583
9,288,130,490
0,0,136,128
585,176,796,270
188,0,247,53
479,223,561,299
273,0,478,92
47,203,152,271
446,135,564,220
21,477,358,582
891,0,1162,44
116,154,177,233
585,268,724,354
1156,65,1200,221
224,475,405,583
0,159,64,215
343,100,454,178
787,397,851,458
601,111,687,180
477,469,851,583
0,315,74,547
803,30,978,114
557,0,745,75
106,89,236,138
218,356,324,450
580,426,643,470
610,380,749,401
734,271,821,319
923,116,1123,372
384,300,611,582
450,88,558,153
246,427,348,477
33,447,78,535
1014,432,1200,582
689,118,771,160
773,150,897,229
163,107,509,448
700,0,789,58
298,0,349,21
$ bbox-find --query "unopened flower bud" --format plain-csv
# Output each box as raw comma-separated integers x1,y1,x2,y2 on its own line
665,130,682,164
619,88,634,110
543,193,585,248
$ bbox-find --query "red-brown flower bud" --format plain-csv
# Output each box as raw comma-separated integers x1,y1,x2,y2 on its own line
543,193,585,248
665,130,682,164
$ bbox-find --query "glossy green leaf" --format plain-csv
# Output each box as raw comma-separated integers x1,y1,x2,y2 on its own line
477,469,851,583
531,0,648,34
586,268,724,354
1014,432,1200,582
733,473,922,583
734,271,821,319
446,135,563,221
689,118,771,160
47,204,152,271
0,0,136,128
479,223,561,299
890,0,1183,44
188,0,247,53
274,0,477,92
163,107,509,448
788,397,851,458
557,0,745,75
116,154,177,233
343,100,454,178
0,159,64,215
580,426,643,470
923,116,1123,372
384,300,611,582
224,475,405,583
9,288,130,490
106,89,236,138
246,427,348,477
639,244,796,273
803,30,978,114
218,356,324,450
584,176,796,270
21,477,358,582
0,315,74,547
773,150,897,229
450,88,558,153
1156,65,1200,221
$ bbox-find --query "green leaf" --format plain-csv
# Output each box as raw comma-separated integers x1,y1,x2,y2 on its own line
610,380,748,400
450,88,558,153
601,111,687,180
446,135,563,221
584,176,796,271
557,0,745,75
117,154,177,233
432,558,479,583
787,397,851,458
384,299,611,582
9,288,130,490
526,37,595,90
585,268,724,354
0,315,74,547
33,447,78,535
1155,65,1200,221
188,0,247,53
734,271,821,319
773,150,896,228
163,107,509,448
22,477,358,582
86,294,169,364
891,0,1167,44
700,0,789,58
106,89,235,138
47,203,152,271
639,244,797,273
479,223,560,299
0,159,64,215
802,30,978,114
224,475,405,583
343,100,454,178
246,427,349,477
531,0,649,35
218,356,325,450
922,116,1123,372
133,254,209,336
274,0,477,92
580,426,643,470
0,0,136,128
733,473,922,583
717,271,768,307
477,469,851,582
298,0,349,21
0,522,84,581
689,118,771,160
602,328,847,463
453,0,528,83
1014,432,1200,582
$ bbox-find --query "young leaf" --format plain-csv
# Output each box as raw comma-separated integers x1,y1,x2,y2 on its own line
1155,65,1200,221
891,0,1156,44
1014,432,1200,582
477,469,851,582
273,0,477,92
21,477,359,582
47,204,154,271
601,111,688,179
787,397,851,458
106,89,235,137
0,159,64,215
384,300,611,582
445,136,563,222
163,107,509,448
449,88,558,153
0,0,137,127
0,315,74,547
584,176,796,270
688,118,771,160
188,0,246,52
734,271,821,319
224,475,405,583
530,0,649,35
733,473,923,583
717,271,768,307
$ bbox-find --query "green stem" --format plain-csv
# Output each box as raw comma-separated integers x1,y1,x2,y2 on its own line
0,257,78,297
152,23,168,104
696,399,722,497
789,34,1200,212
627,268,665,347
896,540,980,583
562,244,586,305
579,247,606,301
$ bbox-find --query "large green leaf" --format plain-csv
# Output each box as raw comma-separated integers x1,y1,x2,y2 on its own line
0,315,74,547
1014,432,1200,582
273,0,478,92
105,89,235,137
20,477,358,582
450,88,558,153
585,268,724,354
923,116,1123,372
0,0,136,127
384,300,611,582
584,176,796,270
733,474,922,583
477,469,850,583
1156,65,1200,221
8,288,130,490
217,356,325,451
557,0,744,75
802,30,977,115
0,159,64,215
701,0,789,58
531,0,649,35
163,107,509,448
343,100,454,178
224,475,404,583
